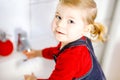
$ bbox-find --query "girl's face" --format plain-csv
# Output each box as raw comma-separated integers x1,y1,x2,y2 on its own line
52,4,86,45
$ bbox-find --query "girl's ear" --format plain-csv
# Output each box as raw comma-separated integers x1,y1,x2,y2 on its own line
82,24,93,38
83,24,92,33
87,24,94,32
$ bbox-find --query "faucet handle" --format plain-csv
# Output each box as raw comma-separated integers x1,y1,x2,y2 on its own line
0,30,7,42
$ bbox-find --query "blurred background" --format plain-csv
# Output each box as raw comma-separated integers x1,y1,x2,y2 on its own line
0,0,120,80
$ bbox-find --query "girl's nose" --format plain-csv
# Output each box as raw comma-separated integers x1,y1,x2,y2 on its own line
57,20,65,28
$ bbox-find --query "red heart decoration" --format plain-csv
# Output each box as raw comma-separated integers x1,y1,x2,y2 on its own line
0,40,13,56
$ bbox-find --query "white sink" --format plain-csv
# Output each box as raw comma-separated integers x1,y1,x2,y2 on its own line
0,38,56,80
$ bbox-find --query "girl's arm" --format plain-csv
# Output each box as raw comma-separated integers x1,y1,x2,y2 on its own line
23,43,60,59
23,49,43,59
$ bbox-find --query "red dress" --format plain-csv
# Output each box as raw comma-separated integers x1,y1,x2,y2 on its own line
38,41,92,80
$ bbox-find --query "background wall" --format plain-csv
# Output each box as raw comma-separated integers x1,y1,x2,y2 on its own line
29,0,58,48
102,0,120,80
0,0,30,41
0,0,120,80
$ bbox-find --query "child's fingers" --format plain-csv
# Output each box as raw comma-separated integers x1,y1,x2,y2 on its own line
22,50,27,54
22,50,38,59
31,73,37,80
22,50,33,58
32,73,34,75
22,52,30,58
24,73,37,80
24,75,31,80
31,73,36,78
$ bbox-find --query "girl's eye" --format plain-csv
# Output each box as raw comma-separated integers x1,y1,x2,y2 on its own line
68,20,75,24
56,15,62,20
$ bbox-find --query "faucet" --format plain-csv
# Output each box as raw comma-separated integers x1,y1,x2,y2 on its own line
0,30,13,56
16,32,31,52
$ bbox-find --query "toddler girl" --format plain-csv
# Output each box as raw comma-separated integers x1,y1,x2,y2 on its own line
24,0,106,80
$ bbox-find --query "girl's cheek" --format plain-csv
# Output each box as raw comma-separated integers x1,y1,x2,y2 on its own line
51,19,57,31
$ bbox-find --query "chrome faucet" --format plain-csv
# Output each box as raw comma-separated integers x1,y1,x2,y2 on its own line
16,31,31,52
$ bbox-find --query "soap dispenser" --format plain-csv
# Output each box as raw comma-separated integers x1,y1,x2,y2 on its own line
0,30,13,56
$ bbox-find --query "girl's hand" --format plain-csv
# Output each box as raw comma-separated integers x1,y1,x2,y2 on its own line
24,73,37,80
23,49,42,59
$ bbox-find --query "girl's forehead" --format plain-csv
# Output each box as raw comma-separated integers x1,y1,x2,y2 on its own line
56,4,82,19
56,3,77,11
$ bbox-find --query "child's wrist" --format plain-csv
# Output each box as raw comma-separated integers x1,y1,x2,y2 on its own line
36,50,42,57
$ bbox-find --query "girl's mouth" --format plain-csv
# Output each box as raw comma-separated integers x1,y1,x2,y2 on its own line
56,30,65,35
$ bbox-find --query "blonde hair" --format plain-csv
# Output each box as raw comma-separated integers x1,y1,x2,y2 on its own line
59,0,106,42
